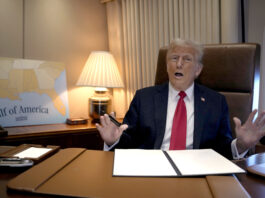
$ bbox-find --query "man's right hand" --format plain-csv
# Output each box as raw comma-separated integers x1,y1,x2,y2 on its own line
95,113,128,146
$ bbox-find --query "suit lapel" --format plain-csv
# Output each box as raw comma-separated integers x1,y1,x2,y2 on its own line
154,83,169,149
193,84,208,149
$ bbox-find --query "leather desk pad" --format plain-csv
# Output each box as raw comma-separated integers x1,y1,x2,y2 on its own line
8,148,250,198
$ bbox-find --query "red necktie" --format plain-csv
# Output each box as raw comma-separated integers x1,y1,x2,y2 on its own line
169,91,187,150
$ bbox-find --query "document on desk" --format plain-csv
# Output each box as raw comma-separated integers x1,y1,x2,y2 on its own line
113,149,245,177
14,147,52,159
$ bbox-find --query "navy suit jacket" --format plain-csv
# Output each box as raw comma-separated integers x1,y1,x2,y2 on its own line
115,82,233,159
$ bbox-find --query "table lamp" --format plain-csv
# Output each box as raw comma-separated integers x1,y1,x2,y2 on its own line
76,51,124,123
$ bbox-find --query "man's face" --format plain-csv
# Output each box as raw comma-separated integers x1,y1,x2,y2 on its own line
167,46,202,91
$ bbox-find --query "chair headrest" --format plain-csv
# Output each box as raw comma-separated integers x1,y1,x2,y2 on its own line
155,43,260,93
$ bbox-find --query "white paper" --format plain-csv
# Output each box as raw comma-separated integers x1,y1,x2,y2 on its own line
167,149,245,176
113,149,245,177
14,147,52,159
113,149,177,176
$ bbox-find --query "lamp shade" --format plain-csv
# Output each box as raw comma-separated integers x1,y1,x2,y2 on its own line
76,51,124,88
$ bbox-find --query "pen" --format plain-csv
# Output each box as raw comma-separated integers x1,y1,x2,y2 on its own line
108,114,122,127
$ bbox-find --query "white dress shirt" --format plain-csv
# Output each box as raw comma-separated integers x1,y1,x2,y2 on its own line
161,82,194,150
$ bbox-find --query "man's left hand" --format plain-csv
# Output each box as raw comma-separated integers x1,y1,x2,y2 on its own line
233,109,265,154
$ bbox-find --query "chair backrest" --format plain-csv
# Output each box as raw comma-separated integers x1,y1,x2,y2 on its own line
155,43,260,137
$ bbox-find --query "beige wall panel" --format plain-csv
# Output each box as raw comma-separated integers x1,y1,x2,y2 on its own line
24,0,109,118
0,0,23,58
221,0,240,43
106,1,127,118
246,0,265,44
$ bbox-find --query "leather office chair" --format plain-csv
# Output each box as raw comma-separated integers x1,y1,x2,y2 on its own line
155,43,260,138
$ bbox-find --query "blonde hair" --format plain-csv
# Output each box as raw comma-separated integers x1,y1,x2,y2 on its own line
167,38,204,63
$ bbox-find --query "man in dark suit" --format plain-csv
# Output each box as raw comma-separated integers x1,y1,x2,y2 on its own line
96,38,265,159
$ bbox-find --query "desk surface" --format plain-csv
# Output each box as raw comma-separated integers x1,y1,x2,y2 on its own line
234,153,265,198
1,149,265,198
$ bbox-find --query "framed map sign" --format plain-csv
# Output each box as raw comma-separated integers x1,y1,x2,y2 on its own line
0,57,69,127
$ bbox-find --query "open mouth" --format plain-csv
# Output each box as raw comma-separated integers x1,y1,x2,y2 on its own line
174,72,183,77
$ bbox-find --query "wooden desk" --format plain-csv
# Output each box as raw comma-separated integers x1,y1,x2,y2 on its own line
0,152,264,197
0,122,104,150
0,149,265,198
0,150,265,197
2,149,250,198
234,153,265,198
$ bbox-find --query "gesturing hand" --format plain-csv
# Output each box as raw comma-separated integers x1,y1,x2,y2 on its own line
96,113,128,146
233,109,265,154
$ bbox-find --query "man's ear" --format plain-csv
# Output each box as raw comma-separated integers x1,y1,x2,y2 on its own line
195,63,203,77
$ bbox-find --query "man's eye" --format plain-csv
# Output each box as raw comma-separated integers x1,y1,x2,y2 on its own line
183,56,192,62
171,56,178,61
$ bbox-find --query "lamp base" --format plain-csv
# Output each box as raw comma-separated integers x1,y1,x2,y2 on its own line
91,118,100,124
89,96,110,123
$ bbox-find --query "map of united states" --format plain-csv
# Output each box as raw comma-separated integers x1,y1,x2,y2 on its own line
0,57,69,127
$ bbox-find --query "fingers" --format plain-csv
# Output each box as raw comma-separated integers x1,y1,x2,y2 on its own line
233,117,241,132
254,110,263,124
259,114,265,128
110,112,116,117
95,123,101,129
246,109,258,125
97,112,127,131
99,113,121,128
255,111,265,128
104,114,111,125
95,123,106,139
120,124,129,131
99,115,107,127
99,114,112,127
95,123,102,133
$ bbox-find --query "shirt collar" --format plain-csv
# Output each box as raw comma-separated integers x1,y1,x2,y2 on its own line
168,82,194,101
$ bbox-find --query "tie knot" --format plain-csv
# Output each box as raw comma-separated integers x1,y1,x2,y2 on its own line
179,91,186,99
